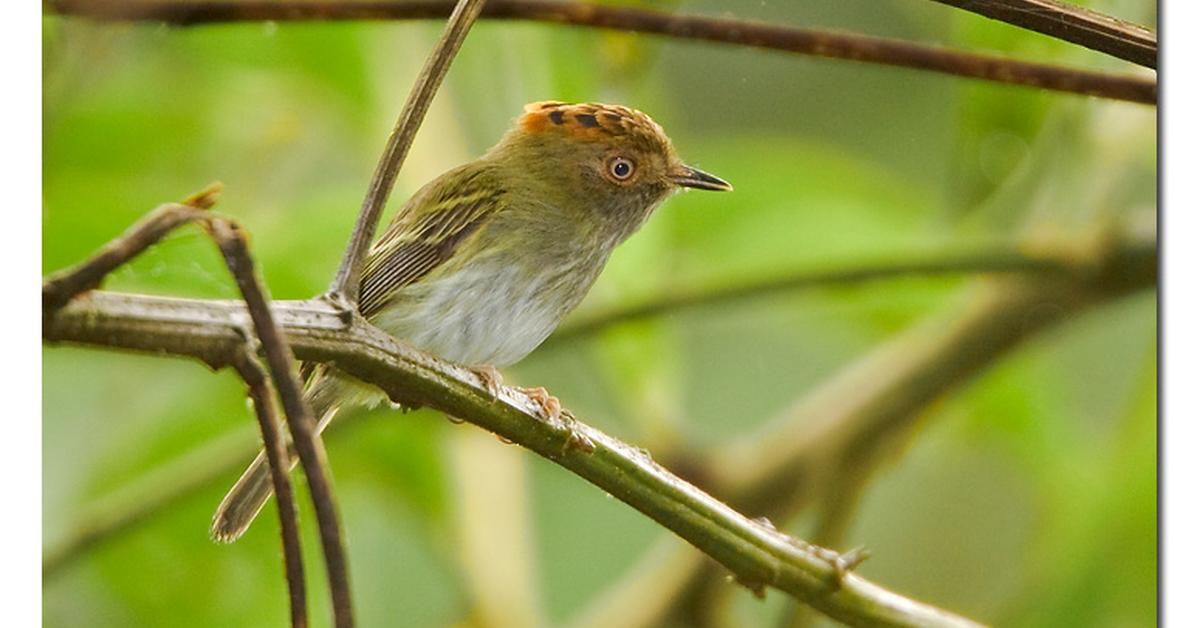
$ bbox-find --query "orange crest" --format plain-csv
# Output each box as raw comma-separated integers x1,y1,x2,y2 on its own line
518,101,672,154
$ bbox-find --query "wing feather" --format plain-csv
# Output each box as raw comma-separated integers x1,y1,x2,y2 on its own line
358,166,504,319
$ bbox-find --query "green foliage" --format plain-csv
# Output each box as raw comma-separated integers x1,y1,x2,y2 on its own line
44,2,1156,626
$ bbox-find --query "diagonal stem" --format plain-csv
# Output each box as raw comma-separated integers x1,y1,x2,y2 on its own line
569,231,1156,628
327,0,487,305
926,0,1156,68
45,290,985,627
209,219,354,628
230,351,309,628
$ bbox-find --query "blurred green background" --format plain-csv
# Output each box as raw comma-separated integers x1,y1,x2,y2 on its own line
43,1,1157,626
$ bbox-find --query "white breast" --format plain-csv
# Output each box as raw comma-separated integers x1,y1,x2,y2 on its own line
369,261,577,367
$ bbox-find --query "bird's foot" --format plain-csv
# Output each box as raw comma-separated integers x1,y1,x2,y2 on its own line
468,365,504,399
516,386,561,422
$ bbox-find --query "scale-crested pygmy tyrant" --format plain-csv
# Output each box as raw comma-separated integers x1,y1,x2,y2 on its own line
211,101,731,541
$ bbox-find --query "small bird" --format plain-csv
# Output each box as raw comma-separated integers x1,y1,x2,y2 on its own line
211,101,731,542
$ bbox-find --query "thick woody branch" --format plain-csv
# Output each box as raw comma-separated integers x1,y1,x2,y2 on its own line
41,237,1130,576
45,0,1156,105
229,351,308,628
208,220,354,628
44,292,980,628
926,0,1156,68
328,0,486,304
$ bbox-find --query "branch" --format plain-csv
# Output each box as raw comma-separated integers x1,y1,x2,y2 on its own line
569,228,1156,628
45,292,981,627
230,351,308,628
717,234,1155,516
927,0,1156,68
41,186,352,625
42,429,260,579
547,241,1088,348
41,183,221,318
328,0,486,304
41,237,1117,575
45,0,1157,105
208,219,354,628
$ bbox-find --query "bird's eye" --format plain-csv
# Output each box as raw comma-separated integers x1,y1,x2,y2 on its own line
608,156,635,181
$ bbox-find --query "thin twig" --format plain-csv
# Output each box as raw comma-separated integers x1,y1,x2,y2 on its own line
208,219,354,628
39,186,344,625
45,0,1157,105
327,0,487,305
547,242,1085,348
230,351,308,628
42,415,380,579
42,429,260,579
45,291,984,627
41,183,222,318
926,0,1156,68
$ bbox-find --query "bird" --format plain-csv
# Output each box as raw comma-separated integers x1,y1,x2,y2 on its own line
210,101,731,542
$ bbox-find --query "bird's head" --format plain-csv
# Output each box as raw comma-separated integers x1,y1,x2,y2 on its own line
492,101,731,242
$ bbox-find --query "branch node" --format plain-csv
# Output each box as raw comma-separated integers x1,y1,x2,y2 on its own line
322,290,358,325
753,516,778,531
42,183,223,319
558,410,596,456
181,180,225,209
730,574,768,599
833,546,871,581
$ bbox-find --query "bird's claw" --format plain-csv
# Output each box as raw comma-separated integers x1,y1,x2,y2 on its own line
469,365,504,400
517,386,561,422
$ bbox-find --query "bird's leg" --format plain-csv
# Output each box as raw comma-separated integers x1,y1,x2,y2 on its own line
468,365,504,399
515,386,561,423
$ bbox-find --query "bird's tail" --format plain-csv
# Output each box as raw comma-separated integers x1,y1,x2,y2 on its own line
210,371,345,543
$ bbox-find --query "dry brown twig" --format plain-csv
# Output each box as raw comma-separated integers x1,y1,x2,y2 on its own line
229,351,309,628
329,0,488,305
41,184,335,627
41,185,221,317
926,0,1156,68
46,0,1156,104
208,218,353,627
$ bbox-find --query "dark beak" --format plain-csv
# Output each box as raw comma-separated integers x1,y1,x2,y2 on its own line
671,165,732,191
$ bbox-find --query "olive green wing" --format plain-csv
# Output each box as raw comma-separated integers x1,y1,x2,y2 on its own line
358,166,505,319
